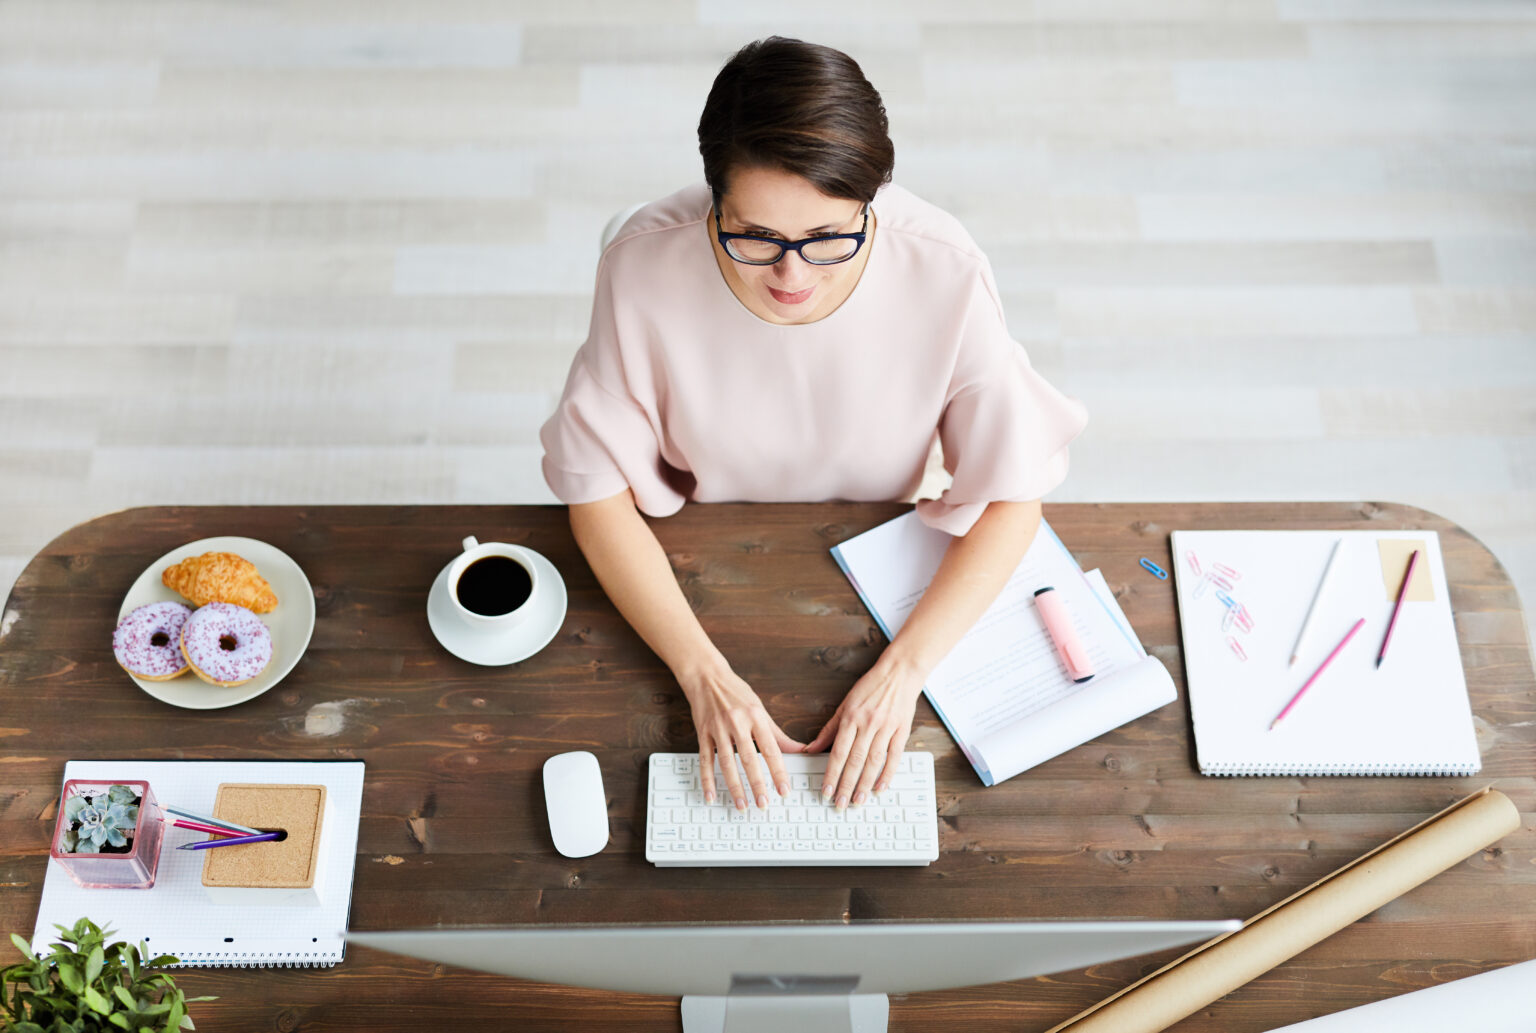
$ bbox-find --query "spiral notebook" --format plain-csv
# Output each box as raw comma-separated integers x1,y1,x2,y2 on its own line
1171,529,1479,777
34,760,364,968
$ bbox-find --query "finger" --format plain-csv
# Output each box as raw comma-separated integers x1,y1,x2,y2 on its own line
698,739,718,805
805,707,843,757
822,720,860,807
756,725,790,799
850,730,893,807
774,725,808,754
872,721,903,792
716,735,748,812
873,724,911,794
835,725,881,808
734,723,771,809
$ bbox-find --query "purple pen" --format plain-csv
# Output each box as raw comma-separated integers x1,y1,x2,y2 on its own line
176,831,282,851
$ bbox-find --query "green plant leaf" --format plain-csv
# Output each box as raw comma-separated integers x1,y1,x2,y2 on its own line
57,963,83,996
83,986,111,1015
140,999,169,1016
14,1022,45,1033
108,1015,132,1030
11,933,34,957
163,997,184,1033
146,957,177,969
179,1016,194,1031
113,985,136,1010
85,946,104,985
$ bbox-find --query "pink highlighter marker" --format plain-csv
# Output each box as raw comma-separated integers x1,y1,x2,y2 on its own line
1034,586,1095,683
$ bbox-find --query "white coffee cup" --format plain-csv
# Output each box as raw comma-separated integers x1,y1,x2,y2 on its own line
448,536,541,632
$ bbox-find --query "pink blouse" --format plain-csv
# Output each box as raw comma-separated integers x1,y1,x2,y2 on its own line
539,183,1088,536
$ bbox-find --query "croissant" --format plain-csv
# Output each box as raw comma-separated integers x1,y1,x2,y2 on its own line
162,552,279,613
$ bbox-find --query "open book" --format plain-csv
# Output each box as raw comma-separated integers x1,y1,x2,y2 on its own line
832,512,1175,786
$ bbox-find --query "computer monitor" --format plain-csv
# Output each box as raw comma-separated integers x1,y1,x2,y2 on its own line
349,919,1238,1033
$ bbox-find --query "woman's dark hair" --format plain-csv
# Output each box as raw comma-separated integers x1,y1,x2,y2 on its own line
698,37,894,206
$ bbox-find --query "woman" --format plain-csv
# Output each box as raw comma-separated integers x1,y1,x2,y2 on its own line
540,38,1087,815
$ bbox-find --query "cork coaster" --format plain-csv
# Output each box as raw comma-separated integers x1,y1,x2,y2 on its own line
202,783,326,888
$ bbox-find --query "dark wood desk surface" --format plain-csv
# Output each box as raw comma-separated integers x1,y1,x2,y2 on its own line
1,502,1532,1032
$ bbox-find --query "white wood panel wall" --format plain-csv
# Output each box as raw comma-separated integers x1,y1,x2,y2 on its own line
2,1,1532,647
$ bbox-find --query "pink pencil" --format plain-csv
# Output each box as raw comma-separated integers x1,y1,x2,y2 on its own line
1270,617,1366,731
1376,549,1420,669
167,817,236,838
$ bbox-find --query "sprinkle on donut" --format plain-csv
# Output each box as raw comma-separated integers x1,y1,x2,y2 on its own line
179,602,273,688
113,601,194,681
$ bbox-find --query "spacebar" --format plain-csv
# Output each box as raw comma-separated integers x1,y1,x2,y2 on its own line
654,855,931,867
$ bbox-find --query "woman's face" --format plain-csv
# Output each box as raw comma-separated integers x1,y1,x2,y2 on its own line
712,166,870,324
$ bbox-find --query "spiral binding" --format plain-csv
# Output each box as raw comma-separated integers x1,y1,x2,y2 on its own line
1201,763,1480,777
166,952,340,969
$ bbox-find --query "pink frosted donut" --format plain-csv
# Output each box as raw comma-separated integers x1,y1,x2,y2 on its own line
179,602,273,687
113,602,194,681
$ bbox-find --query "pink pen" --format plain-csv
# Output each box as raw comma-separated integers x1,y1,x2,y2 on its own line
1034,586,1095,682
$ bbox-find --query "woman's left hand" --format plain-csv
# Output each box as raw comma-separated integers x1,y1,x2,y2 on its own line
804,649,927,809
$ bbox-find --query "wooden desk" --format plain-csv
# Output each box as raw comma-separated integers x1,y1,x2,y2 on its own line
1,502,1531,1031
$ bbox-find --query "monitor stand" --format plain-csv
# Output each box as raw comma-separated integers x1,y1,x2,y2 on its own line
681,994,889,1033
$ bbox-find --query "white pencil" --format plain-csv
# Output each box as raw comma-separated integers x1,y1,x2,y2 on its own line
1289,537,1343,668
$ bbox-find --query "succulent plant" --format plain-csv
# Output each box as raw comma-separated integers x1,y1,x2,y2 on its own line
60,786,141,855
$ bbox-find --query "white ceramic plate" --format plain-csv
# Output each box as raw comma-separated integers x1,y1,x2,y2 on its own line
116,536,315,709
426,550,567,666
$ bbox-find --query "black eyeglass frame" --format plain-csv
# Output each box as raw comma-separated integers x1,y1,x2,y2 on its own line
713,205,870,266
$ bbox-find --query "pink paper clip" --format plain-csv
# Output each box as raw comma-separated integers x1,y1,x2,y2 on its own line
1235,604,1254,629
1210,575,1235,592
1227,636,1248,661
1214,563,1242,580
1185,550,1202,576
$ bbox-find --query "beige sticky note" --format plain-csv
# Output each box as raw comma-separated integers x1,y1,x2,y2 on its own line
1377,539,1435,602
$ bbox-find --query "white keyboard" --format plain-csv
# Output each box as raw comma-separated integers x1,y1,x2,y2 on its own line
645,752,939,867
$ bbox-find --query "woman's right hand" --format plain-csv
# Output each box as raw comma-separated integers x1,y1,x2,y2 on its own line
678,659,804,811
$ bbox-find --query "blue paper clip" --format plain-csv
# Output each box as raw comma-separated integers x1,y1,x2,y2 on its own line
1139,557,1168,580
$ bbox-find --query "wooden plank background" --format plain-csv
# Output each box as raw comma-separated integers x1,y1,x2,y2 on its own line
0,501,1531,1031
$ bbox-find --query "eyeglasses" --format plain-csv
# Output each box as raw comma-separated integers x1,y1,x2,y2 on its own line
714,206,869,266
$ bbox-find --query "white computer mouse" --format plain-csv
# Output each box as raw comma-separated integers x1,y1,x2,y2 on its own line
542,751,609,858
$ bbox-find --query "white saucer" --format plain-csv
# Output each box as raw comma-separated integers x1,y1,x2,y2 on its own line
117,536,316,710
427,550,567,666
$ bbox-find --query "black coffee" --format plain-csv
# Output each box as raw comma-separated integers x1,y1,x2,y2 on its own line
455,556,532,617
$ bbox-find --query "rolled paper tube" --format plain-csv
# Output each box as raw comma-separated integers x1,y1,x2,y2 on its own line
1045,788,1522,1033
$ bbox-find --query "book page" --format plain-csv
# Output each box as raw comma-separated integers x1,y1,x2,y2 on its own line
970,574,1175,784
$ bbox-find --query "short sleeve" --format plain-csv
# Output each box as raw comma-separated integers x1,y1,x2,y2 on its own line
538,259,688,517
915,267,1089,537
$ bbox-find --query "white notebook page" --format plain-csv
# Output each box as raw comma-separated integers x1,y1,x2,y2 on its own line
1171,530,1478,776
